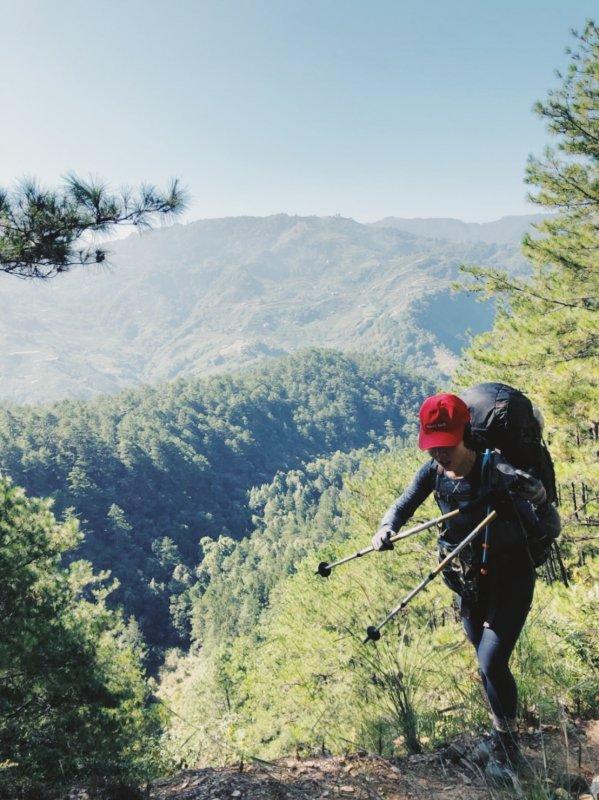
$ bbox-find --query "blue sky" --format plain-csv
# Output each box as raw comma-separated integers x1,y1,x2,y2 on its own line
0,1,595,222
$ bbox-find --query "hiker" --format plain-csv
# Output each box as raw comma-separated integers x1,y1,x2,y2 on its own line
371,392,560,774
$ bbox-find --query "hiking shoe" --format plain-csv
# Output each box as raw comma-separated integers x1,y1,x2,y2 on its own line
491,730,534,779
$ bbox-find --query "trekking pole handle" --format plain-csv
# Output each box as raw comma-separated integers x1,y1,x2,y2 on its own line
315,509,460,578
364,509,497,643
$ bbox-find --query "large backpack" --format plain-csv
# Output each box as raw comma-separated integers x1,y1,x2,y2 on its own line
459,382,557,505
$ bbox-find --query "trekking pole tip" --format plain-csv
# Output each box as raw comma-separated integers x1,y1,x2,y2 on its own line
316,561,332,578
364,626,381,644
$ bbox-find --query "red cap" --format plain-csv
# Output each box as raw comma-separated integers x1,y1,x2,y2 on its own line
418,393,470,450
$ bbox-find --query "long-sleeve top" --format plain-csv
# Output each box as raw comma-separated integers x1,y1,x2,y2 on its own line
378,452,547,574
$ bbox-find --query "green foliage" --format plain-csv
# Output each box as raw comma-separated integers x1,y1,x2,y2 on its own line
160,447,597,768
189,448,368,647
0,349,432,656
456,21,598,467
0,478,166,799
0,175,186,278
160,449,472,763
512,579,599,723
455,21,598,589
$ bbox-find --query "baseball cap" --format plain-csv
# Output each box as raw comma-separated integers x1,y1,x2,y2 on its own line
418,393,470,450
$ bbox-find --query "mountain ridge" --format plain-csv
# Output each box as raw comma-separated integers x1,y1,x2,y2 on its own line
0,213,535,404
370,212,547,242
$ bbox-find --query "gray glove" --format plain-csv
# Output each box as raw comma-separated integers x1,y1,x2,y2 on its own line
515,472,547,506
496,462,547,506
372,525,395,551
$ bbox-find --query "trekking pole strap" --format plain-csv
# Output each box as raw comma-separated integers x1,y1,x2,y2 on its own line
364,509,497,642
316,509,460,577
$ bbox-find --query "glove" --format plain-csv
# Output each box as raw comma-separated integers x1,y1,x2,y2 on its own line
514,474,547,506
371,525,395,551
495,462,547,506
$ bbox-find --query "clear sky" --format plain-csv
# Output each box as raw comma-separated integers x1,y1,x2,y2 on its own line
0,1,595,222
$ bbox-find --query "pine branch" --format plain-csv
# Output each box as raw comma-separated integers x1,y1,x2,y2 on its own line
0,175,188,279
457,266,597,311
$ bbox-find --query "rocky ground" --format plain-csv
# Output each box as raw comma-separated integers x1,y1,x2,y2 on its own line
150,720,598,800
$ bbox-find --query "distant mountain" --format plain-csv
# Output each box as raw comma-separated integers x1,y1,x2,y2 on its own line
0,214,531,403
371,214,546,243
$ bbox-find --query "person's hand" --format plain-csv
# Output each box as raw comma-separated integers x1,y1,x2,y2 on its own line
495,462,547,506
372,525,395,551
514,474,547,506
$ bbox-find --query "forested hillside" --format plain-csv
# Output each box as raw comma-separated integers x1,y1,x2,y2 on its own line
160,445,596,766
159,20,598,775
0,214,533,403
0,349,432,656
1,19,597,800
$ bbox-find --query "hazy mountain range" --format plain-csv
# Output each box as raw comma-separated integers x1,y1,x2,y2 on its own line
370,213,546,242
0,213,541,404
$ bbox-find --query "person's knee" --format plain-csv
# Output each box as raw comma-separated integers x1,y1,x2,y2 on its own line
477,646,509,684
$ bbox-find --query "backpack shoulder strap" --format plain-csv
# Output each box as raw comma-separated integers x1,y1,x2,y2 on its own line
435,462,443,495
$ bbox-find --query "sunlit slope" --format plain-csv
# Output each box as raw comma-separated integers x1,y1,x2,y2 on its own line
0,349,433,653
0,214,531,403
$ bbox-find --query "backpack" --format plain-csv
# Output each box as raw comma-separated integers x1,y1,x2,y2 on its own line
459,382,557,505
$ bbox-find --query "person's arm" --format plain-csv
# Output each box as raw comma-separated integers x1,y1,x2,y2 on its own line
372,461,435,550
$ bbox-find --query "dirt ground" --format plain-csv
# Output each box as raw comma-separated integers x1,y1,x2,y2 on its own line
150,720,598,800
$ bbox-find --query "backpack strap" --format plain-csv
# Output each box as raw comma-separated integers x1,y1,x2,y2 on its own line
434,462,443,499
479,449,493,574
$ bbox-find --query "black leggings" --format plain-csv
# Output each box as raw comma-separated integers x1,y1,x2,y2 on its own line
461,571,535,725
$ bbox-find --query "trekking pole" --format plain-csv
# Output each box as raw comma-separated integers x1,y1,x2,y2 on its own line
315,509,460,578
364,509,497,643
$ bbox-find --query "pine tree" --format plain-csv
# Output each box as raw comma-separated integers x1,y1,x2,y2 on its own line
0,478,166,798
457,21,598,458
0,175,186,278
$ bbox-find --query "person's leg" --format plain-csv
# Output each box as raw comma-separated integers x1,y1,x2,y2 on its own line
461,605,489,695
475,573,535,731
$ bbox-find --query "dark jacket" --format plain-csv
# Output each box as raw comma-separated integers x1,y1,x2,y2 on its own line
378,451,544,581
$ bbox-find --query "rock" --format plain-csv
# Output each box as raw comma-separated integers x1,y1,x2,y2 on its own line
556,772,591,794
590,776,599,800
579,795,593,800
231,791,242,798
339,786,355,794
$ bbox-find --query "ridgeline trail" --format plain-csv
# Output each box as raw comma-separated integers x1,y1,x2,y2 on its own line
150,720,598,800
